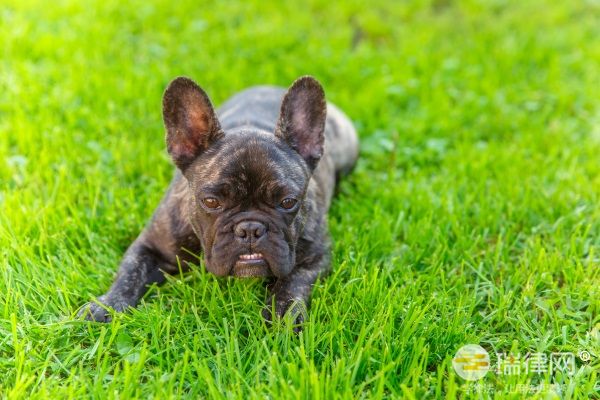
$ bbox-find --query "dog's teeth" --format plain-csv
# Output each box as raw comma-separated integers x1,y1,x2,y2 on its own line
239,253,264,260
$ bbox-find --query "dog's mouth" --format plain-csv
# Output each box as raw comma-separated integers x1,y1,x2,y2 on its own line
233,252,272,277
238,252,264,261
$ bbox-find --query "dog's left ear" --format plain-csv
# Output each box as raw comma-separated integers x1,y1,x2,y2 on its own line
163,77,223,171
276,76,327,170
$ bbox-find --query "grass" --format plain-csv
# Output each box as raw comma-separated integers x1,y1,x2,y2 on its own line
1,0,600,398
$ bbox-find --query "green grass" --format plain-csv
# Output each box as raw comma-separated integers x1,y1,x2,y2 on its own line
1,0,599,398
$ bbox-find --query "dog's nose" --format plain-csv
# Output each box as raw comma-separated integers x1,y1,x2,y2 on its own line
234,221,267,241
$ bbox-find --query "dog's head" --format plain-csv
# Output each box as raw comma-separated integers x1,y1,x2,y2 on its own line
162,76,326,278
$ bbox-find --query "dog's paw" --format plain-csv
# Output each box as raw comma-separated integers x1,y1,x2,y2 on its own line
77,296,133,322
262,297,308,333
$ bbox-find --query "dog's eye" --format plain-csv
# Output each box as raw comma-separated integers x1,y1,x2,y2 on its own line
202,197,221,209
280,198,298,210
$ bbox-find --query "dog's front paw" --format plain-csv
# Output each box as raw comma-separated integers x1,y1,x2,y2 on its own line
262,297,308,332
77,295,133,322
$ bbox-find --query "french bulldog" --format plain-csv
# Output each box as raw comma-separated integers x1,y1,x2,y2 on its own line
78,76,359,327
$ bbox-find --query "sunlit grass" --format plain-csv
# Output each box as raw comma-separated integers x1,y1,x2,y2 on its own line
1,0,599,398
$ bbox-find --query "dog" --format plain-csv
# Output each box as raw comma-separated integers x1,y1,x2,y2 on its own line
79,76,359,328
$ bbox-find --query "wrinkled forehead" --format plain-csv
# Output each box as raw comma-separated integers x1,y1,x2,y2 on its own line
189,131,308,197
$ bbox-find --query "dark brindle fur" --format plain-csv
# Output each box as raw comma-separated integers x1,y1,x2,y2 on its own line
79,76,358,328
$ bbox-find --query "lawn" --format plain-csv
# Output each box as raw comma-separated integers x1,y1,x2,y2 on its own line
1,0,599,398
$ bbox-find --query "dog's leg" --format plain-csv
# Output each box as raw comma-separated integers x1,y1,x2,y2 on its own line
262,249,330,331
78,240,178,322
78,173,199,322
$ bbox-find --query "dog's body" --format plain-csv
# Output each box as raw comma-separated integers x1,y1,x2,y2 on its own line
80,77,358,326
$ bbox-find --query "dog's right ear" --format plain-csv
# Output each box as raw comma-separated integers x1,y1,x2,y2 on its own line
163,77,223,170
275,76,326,171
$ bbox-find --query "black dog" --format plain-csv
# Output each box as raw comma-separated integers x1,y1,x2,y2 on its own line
79,76,358,326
